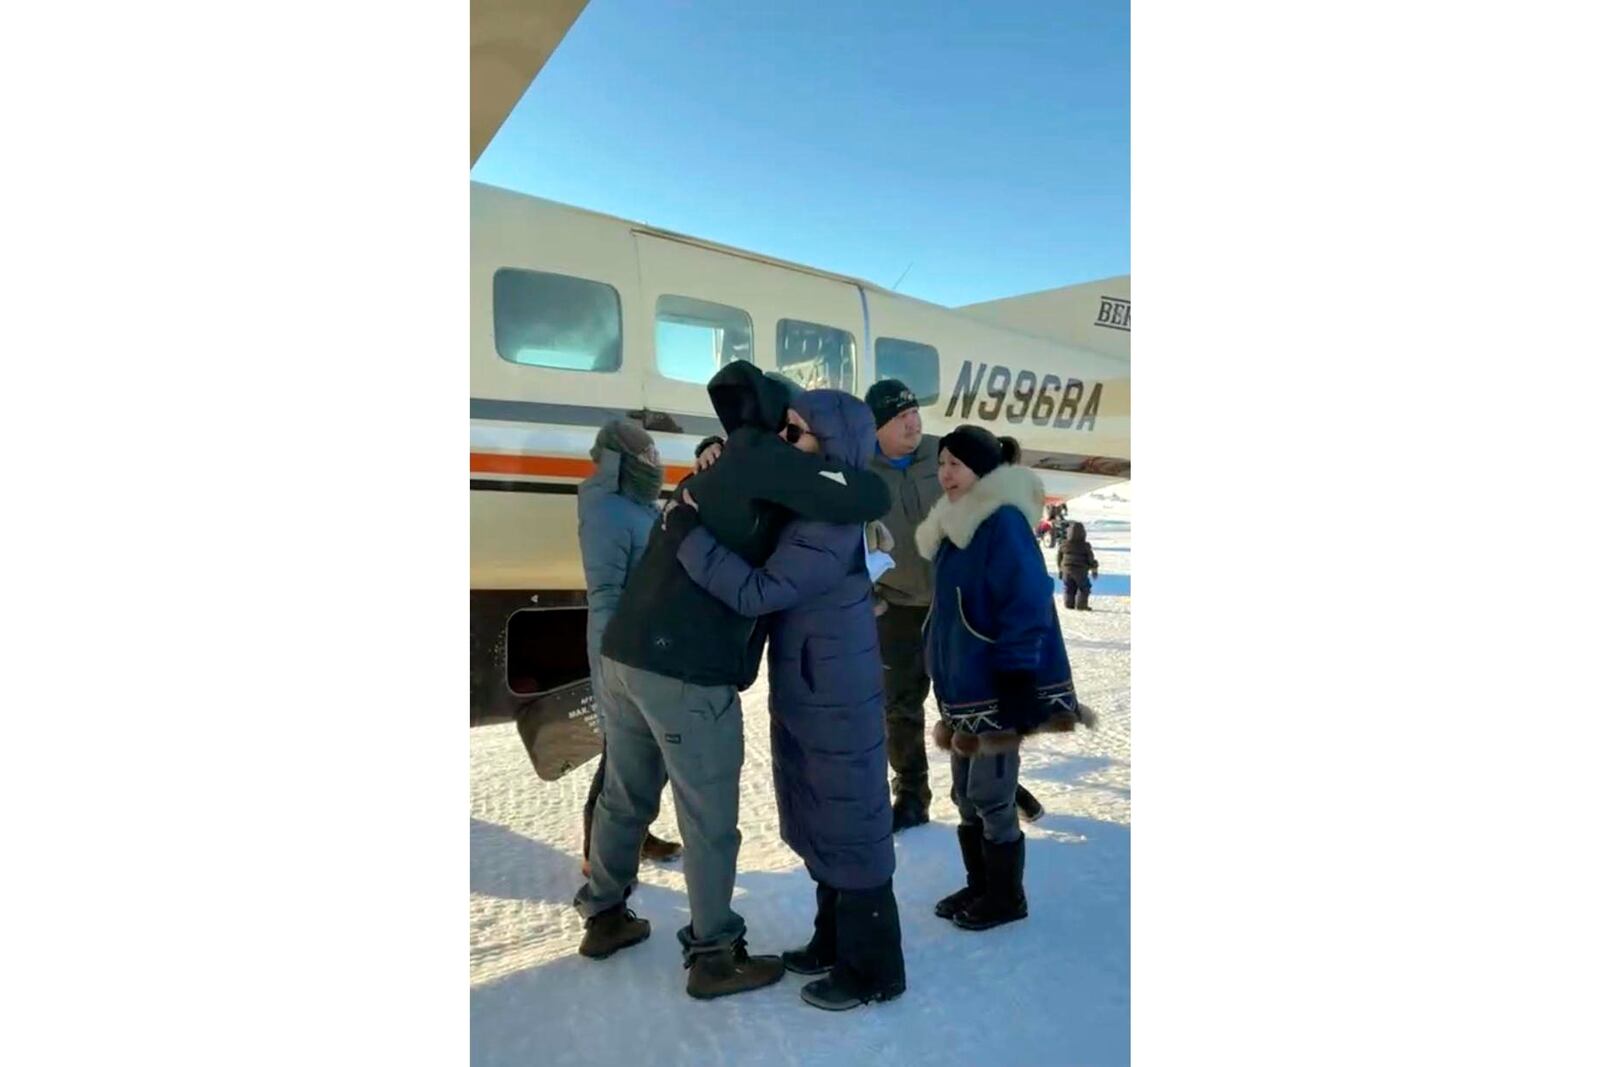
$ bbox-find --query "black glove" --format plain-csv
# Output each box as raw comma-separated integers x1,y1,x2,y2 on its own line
993,670,1039,733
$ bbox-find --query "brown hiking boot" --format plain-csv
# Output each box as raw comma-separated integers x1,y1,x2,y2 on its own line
640,832,682,863
578,905,650,960
685,938,786,1000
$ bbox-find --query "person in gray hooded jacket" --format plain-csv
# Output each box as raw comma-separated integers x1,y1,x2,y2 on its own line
576,420,681,873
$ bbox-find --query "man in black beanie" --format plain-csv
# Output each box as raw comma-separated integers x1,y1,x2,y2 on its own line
862,379,944,831
863,386,1048,830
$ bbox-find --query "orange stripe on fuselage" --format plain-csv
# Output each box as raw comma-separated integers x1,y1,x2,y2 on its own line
470,452,694,483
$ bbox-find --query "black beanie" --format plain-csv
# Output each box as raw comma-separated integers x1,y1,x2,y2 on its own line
865,378,919,428
938,425,1020,478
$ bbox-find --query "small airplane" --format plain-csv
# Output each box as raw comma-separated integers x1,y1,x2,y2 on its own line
468,1,1129,773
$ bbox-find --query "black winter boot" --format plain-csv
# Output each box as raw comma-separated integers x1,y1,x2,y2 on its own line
782,883,839,975
685,938,786,1000
1016,785,1045,823
954,835,1028,931
800,881,906,1011
578,904,650,959
934,823,986,920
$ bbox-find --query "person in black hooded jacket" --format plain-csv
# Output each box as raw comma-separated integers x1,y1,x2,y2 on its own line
602,363,889,686
676,387,906,1012
574,360,890,1002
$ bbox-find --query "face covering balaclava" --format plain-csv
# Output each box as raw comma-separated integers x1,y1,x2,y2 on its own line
591,419,663,506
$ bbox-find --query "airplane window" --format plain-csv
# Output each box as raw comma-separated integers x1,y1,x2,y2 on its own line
492,268,622,372
776,319,856,392
655,295,754,384
874,337,941,407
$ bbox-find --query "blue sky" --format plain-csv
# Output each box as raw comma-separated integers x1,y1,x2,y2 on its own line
472,0,1128,308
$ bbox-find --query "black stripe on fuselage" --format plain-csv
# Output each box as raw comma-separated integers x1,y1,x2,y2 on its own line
470,479,679,500
470,479,579,495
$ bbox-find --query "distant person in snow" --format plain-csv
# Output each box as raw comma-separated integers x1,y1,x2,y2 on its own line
675,388,906,1012
1049,506,1070,549
576,420,682,877
916,425,1094,931
1056,521,1100,611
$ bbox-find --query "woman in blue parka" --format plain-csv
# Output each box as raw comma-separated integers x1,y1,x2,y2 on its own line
674,388,906,1012
915,425,1093,932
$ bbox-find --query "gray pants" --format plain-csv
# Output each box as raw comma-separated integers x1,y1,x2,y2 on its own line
950,748,1021,844
575,656,747,958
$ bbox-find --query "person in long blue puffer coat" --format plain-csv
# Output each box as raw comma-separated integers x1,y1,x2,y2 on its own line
674,388,906,1012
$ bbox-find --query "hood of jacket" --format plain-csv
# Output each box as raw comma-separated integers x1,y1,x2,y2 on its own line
707,359,800,435
915,463,1045,560
580,447,662,508
790,388,875,469
579,449,624,498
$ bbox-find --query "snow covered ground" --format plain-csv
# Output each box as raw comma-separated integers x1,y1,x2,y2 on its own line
470,495,1131,1067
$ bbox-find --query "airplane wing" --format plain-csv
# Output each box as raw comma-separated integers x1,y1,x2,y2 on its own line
471,0,590,165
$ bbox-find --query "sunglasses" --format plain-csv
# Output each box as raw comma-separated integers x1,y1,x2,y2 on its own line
782,423,815,444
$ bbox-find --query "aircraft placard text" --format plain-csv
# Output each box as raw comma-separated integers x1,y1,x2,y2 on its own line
1096,297,1130,332
942,360,1103,432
